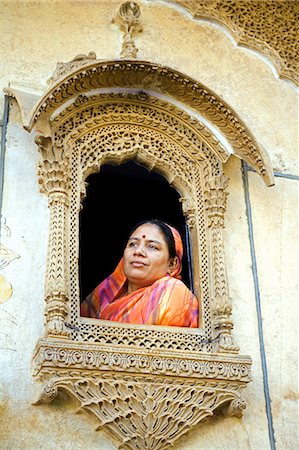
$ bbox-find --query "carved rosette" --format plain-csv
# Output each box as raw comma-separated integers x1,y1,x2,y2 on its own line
205,175,238,353
35,135,71,338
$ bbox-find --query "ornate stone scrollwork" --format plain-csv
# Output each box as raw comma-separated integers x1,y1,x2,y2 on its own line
25,60,274,187
113,1,143,59
34,372,248,450
47,52,97,85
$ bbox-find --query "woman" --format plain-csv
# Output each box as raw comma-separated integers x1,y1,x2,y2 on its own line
80,220,200,327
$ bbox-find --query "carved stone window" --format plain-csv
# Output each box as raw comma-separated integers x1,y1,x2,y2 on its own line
7,60,274,449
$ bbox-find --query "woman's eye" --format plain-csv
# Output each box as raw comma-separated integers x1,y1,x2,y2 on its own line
128,242,136,247
148,244,158,250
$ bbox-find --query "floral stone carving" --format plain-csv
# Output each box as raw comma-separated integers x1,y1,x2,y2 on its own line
112,1,143,59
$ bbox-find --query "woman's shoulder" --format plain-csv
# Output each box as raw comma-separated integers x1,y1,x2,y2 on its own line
163,276,189,290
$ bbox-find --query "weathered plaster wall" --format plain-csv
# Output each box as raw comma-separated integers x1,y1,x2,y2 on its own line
0,1,298,449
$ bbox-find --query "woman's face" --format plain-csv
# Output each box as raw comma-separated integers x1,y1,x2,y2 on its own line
123,223,176,293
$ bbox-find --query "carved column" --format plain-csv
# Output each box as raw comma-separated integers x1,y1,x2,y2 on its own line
35,135,71,338
205,175,239,353
180,195,202,299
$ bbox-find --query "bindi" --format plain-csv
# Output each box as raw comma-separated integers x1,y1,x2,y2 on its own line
142,234,146,238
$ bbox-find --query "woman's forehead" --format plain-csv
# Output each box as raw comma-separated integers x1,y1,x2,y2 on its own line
130,223,165,241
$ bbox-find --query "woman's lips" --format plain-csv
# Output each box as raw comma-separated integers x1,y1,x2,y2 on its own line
131,261,147,267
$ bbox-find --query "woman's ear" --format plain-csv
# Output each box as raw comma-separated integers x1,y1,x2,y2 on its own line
168,256,179,275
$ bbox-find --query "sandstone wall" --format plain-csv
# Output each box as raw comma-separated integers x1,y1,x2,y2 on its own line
0,1,297,449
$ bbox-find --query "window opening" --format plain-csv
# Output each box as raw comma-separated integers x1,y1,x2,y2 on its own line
79,161,193,301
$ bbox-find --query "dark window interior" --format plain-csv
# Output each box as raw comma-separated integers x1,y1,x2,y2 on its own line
79,161,192,301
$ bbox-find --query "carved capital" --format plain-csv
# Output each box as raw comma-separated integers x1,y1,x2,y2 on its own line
204,175,229,228
36,136,71,196
44,294,70,338
213,304,239,353
180,197,196,229
113,2,143,59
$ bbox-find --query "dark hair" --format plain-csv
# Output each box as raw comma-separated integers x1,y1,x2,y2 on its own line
129,219,176,259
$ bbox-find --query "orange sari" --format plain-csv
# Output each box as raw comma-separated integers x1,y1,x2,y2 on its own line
81,226,200,328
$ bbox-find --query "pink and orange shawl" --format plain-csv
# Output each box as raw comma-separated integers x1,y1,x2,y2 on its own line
80,225,200,328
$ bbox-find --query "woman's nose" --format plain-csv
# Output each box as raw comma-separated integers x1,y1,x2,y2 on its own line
134,245,146,256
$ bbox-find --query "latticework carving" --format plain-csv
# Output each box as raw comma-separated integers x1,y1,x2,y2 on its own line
34,339,251,449
50,93,220,348
31,70,253,447
170,0,298,85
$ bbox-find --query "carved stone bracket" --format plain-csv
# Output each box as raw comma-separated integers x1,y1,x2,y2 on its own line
113,2,143,59
33,340,251,450
35,135,71,338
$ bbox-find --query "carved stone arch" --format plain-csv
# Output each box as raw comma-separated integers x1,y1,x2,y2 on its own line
6,59,274,186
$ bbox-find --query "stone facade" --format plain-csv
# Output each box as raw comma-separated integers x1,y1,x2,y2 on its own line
0,1,298,449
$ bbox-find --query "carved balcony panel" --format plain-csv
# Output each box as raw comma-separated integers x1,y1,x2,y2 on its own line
33,340,251,450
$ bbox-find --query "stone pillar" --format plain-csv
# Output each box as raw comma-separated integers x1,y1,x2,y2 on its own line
205,175,239,353
35,135,71,338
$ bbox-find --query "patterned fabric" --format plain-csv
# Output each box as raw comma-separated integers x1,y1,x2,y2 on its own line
80,225,200,328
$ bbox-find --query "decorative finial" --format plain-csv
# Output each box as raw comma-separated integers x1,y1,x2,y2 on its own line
113,2,143,59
